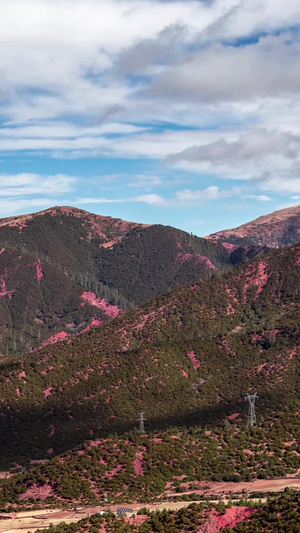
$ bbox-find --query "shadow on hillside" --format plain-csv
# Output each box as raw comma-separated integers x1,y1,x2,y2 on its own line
0,389,292,469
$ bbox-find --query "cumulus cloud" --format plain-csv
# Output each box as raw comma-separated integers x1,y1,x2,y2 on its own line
253,172,300,195
166,129,300,192
146,33,300,103
167,130,300,165
115,23,188,76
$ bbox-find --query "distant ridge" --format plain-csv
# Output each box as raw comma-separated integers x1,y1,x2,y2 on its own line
206,204,300,247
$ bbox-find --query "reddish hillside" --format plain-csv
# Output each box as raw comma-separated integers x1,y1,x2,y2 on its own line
0,205,147,247
0,241,299,465
206,204,300,247
0,206,258,354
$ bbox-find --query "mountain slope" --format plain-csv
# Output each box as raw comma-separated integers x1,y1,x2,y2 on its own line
0,242,299,466
206,204,300,247
0,206,261,354
1,415,299,507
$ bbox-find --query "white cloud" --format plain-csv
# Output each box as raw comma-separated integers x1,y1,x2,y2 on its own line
0,0,300,214
75,197,128,204
244,194,271,202
0,173,76,196
0,197,66,216
165,129,300,193
135,194,168,207
136,186,232,207
146,33,300,103
257,173,300,195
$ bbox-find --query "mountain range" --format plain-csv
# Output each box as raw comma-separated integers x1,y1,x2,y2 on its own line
0,203,299,507
0,205,266,354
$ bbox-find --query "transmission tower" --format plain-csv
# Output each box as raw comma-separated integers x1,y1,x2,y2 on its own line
245,393,258,427
138,412,146,432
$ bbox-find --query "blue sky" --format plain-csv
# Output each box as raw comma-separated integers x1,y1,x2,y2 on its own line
0,0,300,236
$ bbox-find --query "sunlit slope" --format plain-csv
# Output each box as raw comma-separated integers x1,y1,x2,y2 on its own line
206,204,300,247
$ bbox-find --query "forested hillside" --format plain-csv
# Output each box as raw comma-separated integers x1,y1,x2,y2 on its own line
0,242,299,467
0,206,259,354
1,416,299,507
226,491,300,532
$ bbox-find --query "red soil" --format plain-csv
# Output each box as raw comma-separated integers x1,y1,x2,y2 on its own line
177,252,217,271
289,347,299,359
19,484,53,501
244,260,269,298
0,276,15,299
43,386,53,398
81,292,121,318
220,242,240,252
225,287,239,304
180,369,189,378
187,351,201,371
36,259,43,284
227,413,239,420
40,331,70,347
133,451,144,475
201,507,252,532
80,317,104,333
125,515,148,525
48,425,55,437
226,302,235,315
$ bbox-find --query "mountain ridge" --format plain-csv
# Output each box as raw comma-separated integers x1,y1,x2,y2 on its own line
206,204,300,247
0,206,262,354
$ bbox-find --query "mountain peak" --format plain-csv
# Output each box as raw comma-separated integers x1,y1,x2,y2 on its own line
206,204,300,247
0,205,149,231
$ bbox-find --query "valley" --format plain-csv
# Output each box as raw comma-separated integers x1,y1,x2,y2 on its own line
1,476,300,533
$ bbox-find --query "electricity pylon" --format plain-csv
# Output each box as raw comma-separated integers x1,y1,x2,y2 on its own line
138,412,146,432
245,393,258,427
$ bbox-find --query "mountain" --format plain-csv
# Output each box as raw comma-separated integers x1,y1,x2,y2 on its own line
0,206,261,354
206,204,300,248
0,241,299,467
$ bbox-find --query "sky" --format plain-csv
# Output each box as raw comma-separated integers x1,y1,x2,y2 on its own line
0,0,300,236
